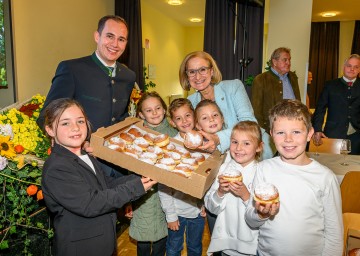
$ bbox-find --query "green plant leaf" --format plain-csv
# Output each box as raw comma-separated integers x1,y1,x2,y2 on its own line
0,240,9,250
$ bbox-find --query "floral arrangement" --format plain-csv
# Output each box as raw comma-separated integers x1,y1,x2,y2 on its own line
0,94,52,254
128,87,143,117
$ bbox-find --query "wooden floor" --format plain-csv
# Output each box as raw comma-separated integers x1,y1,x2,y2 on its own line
117,219,211,256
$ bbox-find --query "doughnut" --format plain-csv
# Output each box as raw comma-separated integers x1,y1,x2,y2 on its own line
107,144,124,152
173,164,194,178
127,127,143,137
164,151,182,164
139,152,158,163
124,144,142,156
146,145,164,159
143,133,156,145
119,132,135,144
349,248,360,256
139,157,155,165
108,136,125,150
174,146,191,158
221,170,243,183
254,182,280,204
155,163,172,171
183,130,203,149
180,158,198,169
154,134,170,147
175,163,195,172
123,151,138,159
190,152,205,164
133,137,150,150
161,143,176,153
157,157,176,170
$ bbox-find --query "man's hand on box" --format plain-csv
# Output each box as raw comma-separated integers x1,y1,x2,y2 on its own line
141,177,157,192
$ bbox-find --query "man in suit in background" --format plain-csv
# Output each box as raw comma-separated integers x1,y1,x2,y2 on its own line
38,15,135,176
312,54,360,154
251,47,301,134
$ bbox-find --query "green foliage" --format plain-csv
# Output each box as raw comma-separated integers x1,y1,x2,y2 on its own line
143,66,156,92
0,160,51,254
0,0,7,87
244,75,254,86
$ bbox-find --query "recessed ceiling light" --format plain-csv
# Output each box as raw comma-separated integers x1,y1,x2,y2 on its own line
189,18,202,23
168,0,183,5
321,12,337,18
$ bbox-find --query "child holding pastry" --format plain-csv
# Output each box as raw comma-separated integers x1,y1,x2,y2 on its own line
41,98,155,256
154,98,206,256
245,99,343,256
126,91,177,256
194,99,226,244
204,121,263,255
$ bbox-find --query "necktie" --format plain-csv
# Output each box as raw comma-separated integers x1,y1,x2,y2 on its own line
348,81,353,87
107,67,114,77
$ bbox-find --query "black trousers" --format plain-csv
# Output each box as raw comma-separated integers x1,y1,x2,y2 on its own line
137,237,167,256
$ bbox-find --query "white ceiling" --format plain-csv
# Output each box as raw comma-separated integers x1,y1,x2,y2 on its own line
142,0,360,26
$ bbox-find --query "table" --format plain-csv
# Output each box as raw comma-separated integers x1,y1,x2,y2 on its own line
307,152,360,184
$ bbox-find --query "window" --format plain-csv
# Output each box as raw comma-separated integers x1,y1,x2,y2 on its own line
0,0,15,107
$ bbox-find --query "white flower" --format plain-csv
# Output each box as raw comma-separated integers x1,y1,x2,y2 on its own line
0,155,8,170
0,124,14,139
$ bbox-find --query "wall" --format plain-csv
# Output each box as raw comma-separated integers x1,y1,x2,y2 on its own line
339,21,355,75
10,0,113,102
141,2,204,103
267,0,313,104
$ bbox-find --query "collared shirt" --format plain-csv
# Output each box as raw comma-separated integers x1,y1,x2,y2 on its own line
271,67,295,99
342,76,356,84
95,51,116,77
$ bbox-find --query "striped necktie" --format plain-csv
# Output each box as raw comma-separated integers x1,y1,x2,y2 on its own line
107,67,114,77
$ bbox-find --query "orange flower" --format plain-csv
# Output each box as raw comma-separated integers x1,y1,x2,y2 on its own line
14,145,25,154
47,147,52,155
36,190,43,201
26,185,38,196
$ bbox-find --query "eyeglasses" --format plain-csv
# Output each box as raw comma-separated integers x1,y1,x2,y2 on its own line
186,66,211,77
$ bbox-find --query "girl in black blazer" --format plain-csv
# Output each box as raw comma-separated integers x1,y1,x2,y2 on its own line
41,98,156,256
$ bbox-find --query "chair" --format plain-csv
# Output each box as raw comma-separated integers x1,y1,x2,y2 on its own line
343,213,360,256
341,171,360,214
308,138,343,154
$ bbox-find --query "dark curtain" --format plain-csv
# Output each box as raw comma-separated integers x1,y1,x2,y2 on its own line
351,20,360,55
115,0,144,89
203,0,264,89
308,22,339,108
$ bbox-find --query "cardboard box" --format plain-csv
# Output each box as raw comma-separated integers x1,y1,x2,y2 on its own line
90,117,225,199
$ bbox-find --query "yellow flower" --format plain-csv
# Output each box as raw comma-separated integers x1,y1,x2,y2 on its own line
15,155,25,169
0,135,16,159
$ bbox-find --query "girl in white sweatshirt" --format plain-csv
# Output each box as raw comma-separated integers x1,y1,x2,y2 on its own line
204,121,263,256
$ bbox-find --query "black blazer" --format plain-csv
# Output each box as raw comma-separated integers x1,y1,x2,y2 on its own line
42,144,145,256
37,53,136,132
312,78,360,138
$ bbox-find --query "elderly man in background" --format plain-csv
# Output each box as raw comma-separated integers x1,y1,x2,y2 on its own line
312,54,360,154
251,47,301,133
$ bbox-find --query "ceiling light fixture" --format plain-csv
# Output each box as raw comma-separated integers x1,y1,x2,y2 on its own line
168,0,183,5
189,18,202,23
321,12,337,18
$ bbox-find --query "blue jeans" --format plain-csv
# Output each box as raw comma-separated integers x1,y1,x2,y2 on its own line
166,214,205,256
